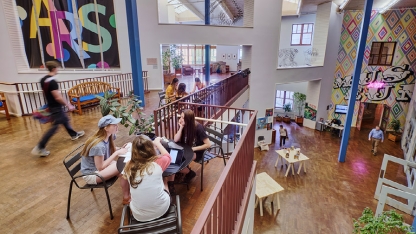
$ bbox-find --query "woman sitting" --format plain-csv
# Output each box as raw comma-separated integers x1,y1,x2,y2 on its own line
176,83,188,100
165,78,179,102
190,78,206,93
123,135,171,221
80,115,130,204
167,109,211,194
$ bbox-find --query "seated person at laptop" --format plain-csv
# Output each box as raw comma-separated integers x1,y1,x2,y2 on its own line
123,135,172,222
167,109,211,195
80,115,130,204
176,83,188,100
190,77,206,94
331,119,342,135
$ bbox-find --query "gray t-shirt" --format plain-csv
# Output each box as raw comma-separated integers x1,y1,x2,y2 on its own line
80,141,110,175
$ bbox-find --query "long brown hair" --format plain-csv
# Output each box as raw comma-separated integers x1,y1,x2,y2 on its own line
180,109,197,146
123,135,158,188
81,128,116,157
177,83,187,97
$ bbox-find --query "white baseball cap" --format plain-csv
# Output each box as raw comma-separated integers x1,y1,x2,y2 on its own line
98,115,122,128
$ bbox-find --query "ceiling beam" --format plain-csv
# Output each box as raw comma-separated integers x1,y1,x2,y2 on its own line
177,0,205,20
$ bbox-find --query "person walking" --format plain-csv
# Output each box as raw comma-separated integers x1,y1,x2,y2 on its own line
31,61,84,156
368,126,384,156
279,125,288,147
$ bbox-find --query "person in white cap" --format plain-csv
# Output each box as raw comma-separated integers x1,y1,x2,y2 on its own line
80,115,131,204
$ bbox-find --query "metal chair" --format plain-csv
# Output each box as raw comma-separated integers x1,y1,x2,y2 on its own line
158,91,166,107
118,195,182,234
197,127,226,191
63,144,118,220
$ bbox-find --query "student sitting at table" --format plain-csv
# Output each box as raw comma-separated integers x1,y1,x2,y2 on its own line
331,118,342,135
165,78,179,102
190,77,205,94
80,115,131,204
123,135,172,222
176,83,188,100
167,109,211,195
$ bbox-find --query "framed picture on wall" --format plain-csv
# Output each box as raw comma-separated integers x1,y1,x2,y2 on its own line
233,54,237,59
227,54,232,60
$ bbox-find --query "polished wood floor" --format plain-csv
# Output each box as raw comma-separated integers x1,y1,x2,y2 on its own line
0,76,410,233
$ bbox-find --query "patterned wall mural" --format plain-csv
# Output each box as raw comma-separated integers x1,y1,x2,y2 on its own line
329,9,416,128
15,0,120,69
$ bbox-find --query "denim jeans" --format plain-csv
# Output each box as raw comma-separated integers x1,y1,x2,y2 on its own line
38,110,77,149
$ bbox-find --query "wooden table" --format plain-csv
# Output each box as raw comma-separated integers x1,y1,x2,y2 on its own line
275,148,309,177
255,172,284,216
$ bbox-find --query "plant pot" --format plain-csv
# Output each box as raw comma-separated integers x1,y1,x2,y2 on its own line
283,116,291,124
276,116,283,122
175,68,182,75
295,116,303,126
388,133,401,142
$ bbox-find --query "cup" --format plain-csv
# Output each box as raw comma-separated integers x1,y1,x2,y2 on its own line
291,146,295,150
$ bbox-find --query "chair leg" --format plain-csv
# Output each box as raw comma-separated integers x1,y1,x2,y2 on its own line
91,188,93,192
66,181,74,219
200,162,204,192
104,187,114,220
221,148,226,166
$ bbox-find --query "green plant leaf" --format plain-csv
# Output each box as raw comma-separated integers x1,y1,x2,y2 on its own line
129,125,135,135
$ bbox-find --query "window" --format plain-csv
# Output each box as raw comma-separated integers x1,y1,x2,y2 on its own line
368,42,396,66
239,48,243,60
178,45,217,65
275,90,294,108
291,23,313,46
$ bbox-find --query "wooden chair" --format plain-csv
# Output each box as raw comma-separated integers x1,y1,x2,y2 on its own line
63,144,118,220
0,92,10,120
158,91,166,107
118,195,182,234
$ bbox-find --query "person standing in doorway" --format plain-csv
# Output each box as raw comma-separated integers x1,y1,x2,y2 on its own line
368,126,384,156
31,61,84,157
279,125,288,147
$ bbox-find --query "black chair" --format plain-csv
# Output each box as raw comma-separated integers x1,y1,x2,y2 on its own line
258,136,265,142
118,195,182,234
158,91,166,107
196,127,226,191
63,144,118,220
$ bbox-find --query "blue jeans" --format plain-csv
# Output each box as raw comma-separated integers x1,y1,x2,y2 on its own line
38,110,77,149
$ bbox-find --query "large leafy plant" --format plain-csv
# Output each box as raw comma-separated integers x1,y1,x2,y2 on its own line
353,207,414,234
96,91,154,135
390,119,401,135
293,92,306,117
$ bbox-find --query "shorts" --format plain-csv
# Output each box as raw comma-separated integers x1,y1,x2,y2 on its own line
83,171,99,185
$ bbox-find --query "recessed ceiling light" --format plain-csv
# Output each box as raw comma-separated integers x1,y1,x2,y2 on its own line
379,0,401,14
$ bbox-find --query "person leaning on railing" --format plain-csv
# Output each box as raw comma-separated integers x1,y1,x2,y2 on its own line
165,78,179,103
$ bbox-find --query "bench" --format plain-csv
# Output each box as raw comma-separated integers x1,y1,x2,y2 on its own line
68,81,120,115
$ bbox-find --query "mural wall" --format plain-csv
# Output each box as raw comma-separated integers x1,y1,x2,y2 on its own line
15,0,120,69
329,9,416,128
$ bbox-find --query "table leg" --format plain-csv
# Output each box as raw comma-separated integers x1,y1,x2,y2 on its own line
255,196,258,208
304,161,307,173
259,198,263,216
291,164,295,175
284,163,291,177
339,129,342,138
274,155,280,167
276,193,280,210
298,162,303,174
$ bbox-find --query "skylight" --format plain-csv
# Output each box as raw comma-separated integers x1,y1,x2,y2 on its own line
168,0,189,14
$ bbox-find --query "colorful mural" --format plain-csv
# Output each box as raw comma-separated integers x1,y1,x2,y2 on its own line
330,9,416,128
15,0,120,68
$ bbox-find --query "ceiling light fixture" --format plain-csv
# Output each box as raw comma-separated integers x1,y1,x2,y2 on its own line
379,0,401,14
339,0,351,10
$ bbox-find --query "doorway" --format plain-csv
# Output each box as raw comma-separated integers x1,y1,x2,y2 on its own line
360,103,383,131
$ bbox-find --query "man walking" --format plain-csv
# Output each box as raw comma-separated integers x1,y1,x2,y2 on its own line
368,126,384,156
279,125,288,147
31,61,84,156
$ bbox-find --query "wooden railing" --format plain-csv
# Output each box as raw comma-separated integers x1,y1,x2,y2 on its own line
191,107,257,234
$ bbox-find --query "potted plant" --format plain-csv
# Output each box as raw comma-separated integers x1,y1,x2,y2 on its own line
293,92,306,126
388,119,402,142
96,91,155,137
283,103,292,123
162,49,171,74
353,207,414,234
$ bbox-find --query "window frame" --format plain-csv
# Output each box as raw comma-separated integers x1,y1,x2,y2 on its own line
291,23,314,46
275,90,294,109
178,45,217,66
368,42,396,66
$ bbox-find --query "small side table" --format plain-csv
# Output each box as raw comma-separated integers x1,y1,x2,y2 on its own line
255,172,284,216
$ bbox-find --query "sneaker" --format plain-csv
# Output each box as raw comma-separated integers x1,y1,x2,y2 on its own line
371,149,374,152
183,170,196,184
373,152,376,156
168,181,176,196
31,146,50,157
71,131,85,140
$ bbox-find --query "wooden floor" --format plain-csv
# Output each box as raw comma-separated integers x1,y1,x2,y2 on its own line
0,75,410,233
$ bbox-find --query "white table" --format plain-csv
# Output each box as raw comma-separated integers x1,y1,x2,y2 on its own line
318,122,344,137
255,172,284,216
275,149,310,177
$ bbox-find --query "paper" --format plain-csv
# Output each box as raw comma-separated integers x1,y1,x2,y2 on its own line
119,152,132,163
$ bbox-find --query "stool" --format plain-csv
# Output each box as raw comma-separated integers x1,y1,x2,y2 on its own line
255,172,284,216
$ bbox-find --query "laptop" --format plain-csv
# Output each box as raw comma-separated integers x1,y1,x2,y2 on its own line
169,148,184,166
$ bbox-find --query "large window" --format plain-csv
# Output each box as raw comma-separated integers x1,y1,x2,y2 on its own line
368,42,396,66
291,23,314,46
15,0,120,69
178,45,217,65
275,90,294,108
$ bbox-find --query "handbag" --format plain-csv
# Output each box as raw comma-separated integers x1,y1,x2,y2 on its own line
33,104,51,124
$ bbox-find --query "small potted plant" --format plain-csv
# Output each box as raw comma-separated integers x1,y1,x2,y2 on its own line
283,103,292,123
353,207,414,234
293,92,306,126
388,119,402,142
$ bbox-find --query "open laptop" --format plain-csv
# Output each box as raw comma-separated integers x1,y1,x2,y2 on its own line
169,148,184,166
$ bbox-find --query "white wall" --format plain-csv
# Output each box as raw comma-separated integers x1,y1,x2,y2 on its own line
278,14,316,68
216,45,241,71
311,2,332,66
304,80,321,129
274,81,308,117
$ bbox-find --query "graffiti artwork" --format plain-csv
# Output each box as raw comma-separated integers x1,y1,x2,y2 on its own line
16,0,120,68
333,65,415,102
278,48,298,67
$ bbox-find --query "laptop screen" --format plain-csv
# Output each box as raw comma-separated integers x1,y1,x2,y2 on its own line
170,150,178,164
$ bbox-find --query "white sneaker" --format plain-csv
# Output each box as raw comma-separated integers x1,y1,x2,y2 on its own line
31,146,50,157
71,131,85,140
